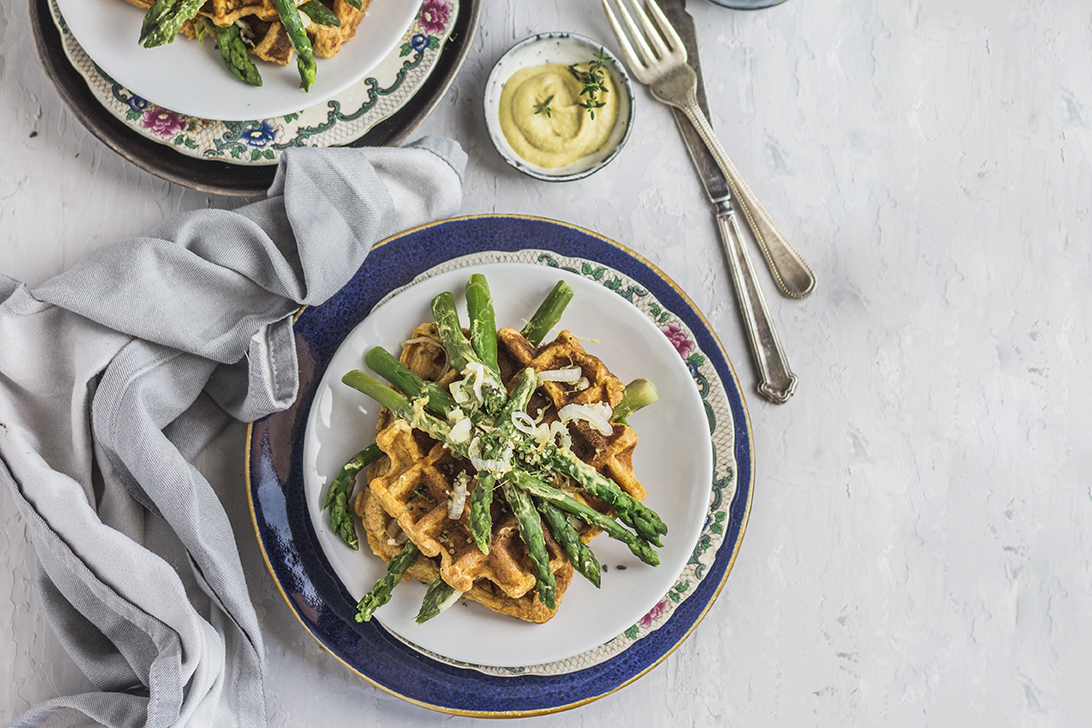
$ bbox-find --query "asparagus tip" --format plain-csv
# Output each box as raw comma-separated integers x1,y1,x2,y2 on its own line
613,378,659,423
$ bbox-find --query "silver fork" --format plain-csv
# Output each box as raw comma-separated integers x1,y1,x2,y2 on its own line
603,0,813,301
602,0,800,403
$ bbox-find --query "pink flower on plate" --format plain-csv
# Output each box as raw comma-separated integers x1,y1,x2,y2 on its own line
142,107,188,138
418,0,450,35
662,323,694,359
639,599,670,629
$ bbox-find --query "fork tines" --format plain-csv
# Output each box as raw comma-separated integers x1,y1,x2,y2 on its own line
600,0,687,84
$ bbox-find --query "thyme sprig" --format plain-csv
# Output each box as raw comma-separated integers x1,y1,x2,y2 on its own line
535,94,556,118
569,49,611,119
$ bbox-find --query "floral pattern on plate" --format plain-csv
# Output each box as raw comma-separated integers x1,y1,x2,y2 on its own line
48,0,458,165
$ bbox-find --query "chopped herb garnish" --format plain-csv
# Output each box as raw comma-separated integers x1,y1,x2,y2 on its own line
192,16,213,44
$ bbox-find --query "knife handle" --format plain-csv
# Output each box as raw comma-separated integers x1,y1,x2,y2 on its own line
681,98,816,300
714,202,798,404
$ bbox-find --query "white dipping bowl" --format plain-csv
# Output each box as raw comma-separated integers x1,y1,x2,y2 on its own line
484,33,635,182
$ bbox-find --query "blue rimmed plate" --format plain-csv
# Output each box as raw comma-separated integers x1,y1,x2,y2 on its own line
55,0,421,121
246,215,752,715
31,0,481,195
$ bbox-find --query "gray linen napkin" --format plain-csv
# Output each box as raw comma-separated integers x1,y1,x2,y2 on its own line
0,137,467,728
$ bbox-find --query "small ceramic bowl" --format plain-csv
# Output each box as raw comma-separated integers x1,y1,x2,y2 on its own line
483,33,635,182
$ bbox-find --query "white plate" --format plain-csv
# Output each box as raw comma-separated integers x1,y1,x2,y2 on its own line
56,0,421,120
301,263,713,668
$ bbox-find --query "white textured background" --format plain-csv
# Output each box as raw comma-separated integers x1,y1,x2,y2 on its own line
3,0,1092,725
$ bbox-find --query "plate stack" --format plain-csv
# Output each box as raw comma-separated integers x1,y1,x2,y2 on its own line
32,0,479,194
247,216,755,716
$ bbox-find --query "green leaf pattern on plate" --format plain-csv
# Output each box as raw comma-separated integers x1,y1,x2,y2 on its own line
49,0,458,166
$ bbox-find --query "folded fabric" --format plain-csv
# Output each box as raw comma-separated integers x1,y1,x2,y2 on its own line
0,138,467,728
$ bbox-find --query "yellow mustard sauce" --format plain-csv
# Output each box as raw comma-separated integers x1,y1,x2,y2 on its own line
498,62,619,169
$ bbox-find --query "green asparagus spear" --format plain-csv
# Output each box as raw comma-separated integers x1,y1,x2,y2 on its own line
139,0,176,44
466,274,499,375
415,576,460,624
537,499,601,587
364,347,460,418
503,483,556,610
543,449,667,546
431,291,507,413
520,281,574,346
342,370,457,447
323,443,383,550
213,22,263,87
140,0,205,48
355,542,419,622
507,470,660,567
494,367,540,435
430,291,476,372
612,378,659,424
299,0,341,26
271,0,317,91
344,0,362,7
467,368,540,553
467,471,496,554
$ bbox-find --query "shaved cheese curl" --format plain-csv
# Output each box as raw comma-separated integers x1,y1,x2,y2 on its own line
537,366,583,383
558,403,614,435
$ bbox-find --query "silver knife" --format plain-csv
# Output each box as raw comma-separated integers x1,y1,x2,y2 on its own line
659,0,815,300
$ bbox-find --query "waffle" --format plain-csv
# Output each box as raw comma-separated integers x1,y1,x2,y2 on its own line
353,322,648,623
358,439,575,624
122,0,372,65
496,327,647,508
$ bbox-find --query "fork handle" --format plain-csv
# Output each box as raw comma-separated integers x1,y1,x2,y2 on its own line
714,201,798,404
680,98,816,300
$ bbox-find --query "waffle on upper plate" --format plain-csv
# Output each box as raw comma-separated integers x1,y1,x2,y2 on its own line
123,0,372,65
354,322,648,623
